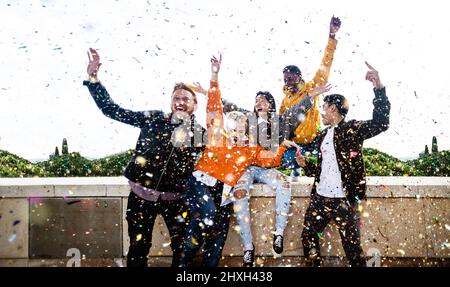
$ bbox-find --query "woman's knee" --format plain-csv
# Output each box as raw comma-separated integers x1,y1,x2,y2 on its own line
234,188,248,200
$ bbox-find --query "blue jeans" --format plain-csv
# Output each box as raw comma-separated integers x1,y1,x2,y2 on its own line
233,166,291,251
281,142,316,176
179,175,233,267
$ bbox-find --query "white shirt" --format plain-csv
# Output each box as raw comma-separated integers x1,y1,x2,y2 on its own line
316,127,346,198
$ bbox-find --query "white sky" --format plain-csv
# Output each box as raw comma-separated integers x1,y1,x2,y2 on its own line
0,0,449,161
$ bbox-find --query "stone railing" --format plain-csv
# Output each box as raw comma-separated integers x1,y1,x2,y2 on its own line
0,177,449,267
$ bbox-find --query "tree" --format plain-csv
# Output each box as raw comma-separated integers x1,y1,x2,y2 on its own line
62,138,69,155
432,136,438,153
54,146,60,157
424,145,429,155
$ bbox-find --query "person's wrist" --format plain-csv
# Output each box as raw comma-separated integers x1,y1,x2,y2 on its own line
88,74,99,83
376,81,384,89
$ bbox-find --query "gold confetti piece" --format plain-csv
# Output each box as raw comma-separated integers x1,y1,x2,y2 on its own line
358,204,364,212
236,156,247,164
162,242,171,248
182,211,188,218
397,249,405,256
135,156,147,167
136,234,142,241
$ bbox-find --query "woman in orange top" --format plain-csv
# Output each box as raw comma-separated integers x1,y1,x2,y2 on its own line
179,54,292,267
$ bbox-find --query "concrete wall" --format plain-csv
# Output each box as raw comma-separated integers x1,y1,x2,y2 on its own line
0,177,449,266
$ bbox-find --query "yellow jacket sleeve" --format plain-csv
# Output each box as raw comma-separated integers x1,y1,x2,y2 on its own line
312,38,338,87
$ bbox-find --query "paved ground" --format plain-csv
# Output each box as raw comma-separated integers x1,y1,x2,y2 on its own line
0,257,448,267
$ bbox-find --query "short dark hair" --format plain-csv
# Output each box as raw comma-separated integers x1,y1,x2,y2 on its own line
172,82,197,104
283,65,302,77
323,94,349,117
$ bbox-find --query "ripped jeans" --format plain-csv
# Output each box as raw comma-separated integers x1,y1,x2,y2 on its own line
233,166,291,251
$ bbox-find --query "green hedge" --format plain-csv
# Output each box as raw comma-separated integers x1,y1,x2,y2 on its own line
0,148,448,177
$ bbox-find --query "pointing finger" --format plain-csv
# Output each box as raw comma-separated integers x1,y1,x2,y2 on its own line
365,61,377,71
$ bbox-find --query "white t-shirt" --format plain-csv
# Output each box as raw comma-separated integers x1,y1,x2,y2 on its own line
316,127,346,198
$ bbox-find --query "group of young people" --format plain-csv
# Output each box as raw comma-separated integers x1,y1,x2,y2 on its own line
83,15,390,267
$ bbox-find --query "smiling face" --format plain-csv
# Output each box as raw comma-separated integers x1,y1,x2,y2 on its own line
283,71,301,88
254,95,271,114
224,111,248,145
171,88,197,117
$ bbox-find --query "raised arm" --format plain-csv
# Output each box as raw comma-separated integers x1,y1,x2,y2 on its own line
84,48,152,128
354,62,390,140
311,16,341,87
205,54,228,147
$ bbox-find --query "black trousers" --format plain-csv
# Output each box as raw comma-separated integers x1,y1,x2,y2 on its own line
301,192,366,267
126,191,188,267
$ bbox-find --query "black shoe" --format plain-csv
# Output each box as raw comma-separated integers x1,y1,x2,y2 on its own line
243,245,255,267
273,235,284,254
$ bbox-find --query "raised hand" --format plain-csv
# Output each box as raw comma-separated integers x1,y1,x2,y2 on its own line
365,61,384,89
87,48,102,79
329,15,341,38
192,82,207,95
310,83,332,99
211,53,222,74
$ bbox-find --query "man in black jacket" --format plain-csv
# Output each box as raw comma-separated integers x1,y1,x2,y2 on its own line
84,48,204,267
295,62,390,267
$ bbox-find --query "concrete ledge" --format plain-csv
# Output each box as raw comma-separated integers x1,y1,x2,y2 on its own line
1,177,449,198
0,177,449,264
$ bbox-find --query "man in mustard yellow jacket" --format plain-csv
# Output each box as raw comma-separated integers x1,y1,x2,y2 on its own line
281,16,341,177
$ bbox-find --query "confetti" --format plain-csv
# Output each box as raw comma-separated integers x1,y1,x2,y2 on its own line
135,156,147,167
8,234,17,243
12,220,21,226
136,234,142,241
